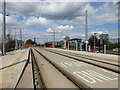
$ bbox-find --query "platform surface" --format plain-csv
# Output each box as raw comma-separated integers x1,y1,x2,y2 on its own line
46,48,118,62
0,49,29,88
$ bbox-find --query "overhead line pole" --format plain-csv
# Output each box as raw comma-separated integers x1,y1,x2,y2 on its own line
85,10,88,51
53,29,55,48
15,28,18,50
43,35,45,47
20,28,22,49
85,10,88,42
34,36,36,46
2,0,6,55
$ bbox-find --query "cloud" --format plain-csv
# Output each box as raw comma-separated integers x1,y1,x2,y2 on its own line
38,2,84,20
4,2,85,20
46,28,53,32
25,16,52,27
55,25,74,30
6,3,34,15
90,30,118,39
108,30,118,39
0,2,118,44
89,2,118,26
1,2,118,28
46,25,74,32
91,31,107,35
0,13,22,30
59,2,118,28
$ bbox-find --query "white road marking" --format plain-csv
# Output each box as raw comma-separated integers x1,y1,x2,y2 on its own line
74,71,96,83
59,61,89,68
73,70,118,84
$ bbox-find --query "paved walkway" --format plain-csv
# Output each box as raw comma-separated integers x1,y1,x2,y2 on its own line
0,49,30,88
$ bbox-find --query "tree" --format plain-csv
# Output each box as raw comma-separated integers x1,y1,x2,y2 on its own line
6,34,12,42
99,34,109,45
25,39,35,45
6,34,15,52
88,35,99,47
108,42,119,50
6,40,15,52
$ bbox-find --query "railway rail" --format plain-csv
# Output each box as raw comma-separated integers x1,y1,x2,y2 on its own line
34,47,118,89
15,49,34,88
31,48,79,89
44,48,119,73
13,47,119,89
31,49,45,89
45,48,119,66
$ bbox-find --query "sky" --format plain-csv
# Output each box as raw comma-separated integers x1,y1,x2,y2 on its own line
0,0,119,44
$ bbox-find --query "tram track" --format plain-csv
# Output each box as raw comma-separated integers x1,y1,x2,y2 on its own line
31,49,46,89
31,48,79,89
50,50,119,67
43,48,119,74
16,47,118,89
34,47,118,89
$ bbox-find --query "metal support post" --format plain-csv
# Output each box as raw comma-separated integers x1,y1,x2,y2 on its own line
76,40,78,51
80,43,82,51
88,45,91,52
20,29,22,49
53,29,55,48
2,0,6,55
15,28,18,50
85,44,87,51
68,41,69,50
85,10,88,52
64,39,66,49
104,45,106,54
94,34,95,52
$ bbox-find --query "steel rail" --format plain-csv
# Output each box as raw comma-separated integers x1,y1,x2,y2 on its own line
43,48,120,74
31,49,46,89
46,49,119,67
33,48,88,89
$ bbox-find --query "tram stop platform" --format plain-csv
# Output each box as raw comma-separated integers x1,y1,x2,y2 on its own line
0,48,32,88
47,48,119,63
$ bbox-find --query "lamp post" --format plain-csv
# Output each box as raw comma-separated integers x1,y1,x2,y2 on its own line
20,28,23,49
85,10,88,51
15,28,18,50
2,0,6,55
94,32,97,52
52,28,55,48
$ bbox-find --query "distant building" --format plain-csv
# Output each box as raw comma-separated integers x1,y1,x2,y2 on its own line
64,36,70,48
45,41,64,48
68,38,82,50
64,36,70,41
